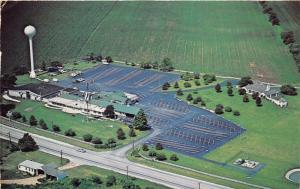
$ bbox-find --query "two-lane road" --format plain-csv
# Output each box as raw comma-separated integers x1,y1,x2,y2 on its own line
0,124,231,189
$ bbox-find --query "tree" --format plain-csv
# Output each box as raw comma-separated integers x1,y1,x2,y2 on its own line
65,129,76,137
128,127,136,137
256,97,262,107
233,111,240,116
142,144,149,151
225,106,232,112
201,101,206,106
174,81,179,88
252,92,259,100
92,137,103,144
117,128,126,140
106,175,116,187
194,73,200,79
186,94,193,101
39,119,47,130
12,112,22,120
238,77,253,87
70,178,81,187
243,94,249,102
0,74,17,90
83,134,93,142
176,89,183,96
22,115,27,123
91,175,102,184
170,154,179,161
280,85,297,96
18,133,38,152
162,82,170,90
155,143,163,150
193,99,198,104
160,57,174,72
226,81,232,88
238,88,246,95
52,125,61,132
227,87,233,96
123,182,141,189
29,115,37,126
156,153,167,161
103,105,115,118
105,56,113,63
195,96,202,103
133,109,149,131
215,105,224,114
215,83,222,93
41,61,47,71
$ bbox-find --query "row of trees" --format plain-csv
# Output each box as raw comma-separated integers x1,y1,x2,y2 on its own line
139,57,174,72
142,144,179,161
281,31,300,72
259,1,280,26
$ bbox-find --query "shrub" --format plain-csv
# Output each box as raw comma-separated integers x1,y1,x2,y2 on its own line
91,175,102,184
12,112,22,120
280,85,297,96
52,125,61,132
170,154,179,161
195,96,202,103
83,134,93,142
238,77,253,87
156,153,167,161
226,81,232,88
162,82,170,90
155,143,163,150
225,106,232,112
106,176,116,187
148,150,156,157
21,115,27,123
92,137,102,144
142,144,149,151
201,101,206,106
107,138,116,144
70,178,81,187
193,99,198,104
194,80,201,86
215,105,224,114
65,129,76,137
183,82,192,88
194,73,200,79
256,97,262,107
233,111,240,116
227,88,234,96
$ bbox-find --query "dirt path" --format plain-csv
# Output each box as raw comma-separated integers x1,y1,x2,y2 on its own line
0,162,80,185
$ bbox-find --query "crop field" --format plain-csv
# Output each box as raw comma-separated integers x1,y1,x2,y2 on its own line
2,1,300,84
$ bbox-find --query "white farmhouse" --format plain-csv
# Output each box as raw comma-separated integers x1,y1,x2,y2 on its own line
242,80,288,107
18,160,44,176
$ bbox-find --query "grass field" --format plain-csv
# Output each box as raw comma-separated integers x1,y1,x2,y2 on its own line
0,139,69,179
2,1,299,84
65,165,169,189
13,100,148,148
129,88,300,189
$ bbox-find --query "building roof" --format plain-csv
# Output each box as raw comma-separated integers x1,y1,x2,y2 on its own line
99,100,140,115
42,163,67,179
12,83,64,97
19,160,44,170
243,80,279,96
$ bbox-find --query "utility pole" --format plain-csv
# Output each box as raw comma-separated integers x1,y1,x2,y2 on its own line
126,165,129,181
199,182,201,189
132,139,135,151
8,132,12,145
60,150,63,165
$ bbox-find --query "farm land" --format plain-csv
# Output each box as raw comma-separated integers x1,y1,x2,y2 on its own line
2,1,300,84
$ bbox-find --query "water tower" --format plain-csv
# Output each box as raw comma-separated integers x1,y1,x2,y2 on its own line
24,25,37,78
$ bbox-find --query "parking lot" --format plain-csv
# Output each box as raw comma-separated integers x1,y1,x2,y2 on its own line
59,64,245,158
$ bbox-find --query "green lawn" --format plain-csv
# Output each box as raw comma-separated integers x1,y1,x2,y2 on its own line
2,1,300,84
64,165,169,189
13,100,148,149
129,87,300,189
0,139,69,179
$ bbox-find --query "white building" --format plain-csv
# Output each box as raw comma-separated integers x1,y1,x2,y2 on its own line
242,80,288,107
18,160,44,176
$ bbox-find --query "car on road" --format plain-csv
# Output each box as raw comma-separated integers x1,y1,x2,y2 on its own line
76,148,86,153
